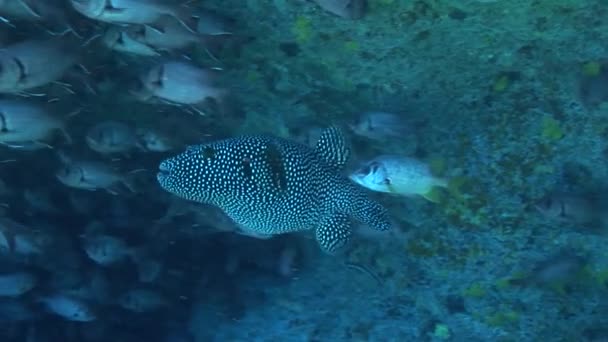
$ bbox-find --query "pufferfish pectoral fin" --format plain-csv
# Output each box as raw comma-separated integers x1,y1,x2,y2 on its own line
315,213,352,254
314,126,351,170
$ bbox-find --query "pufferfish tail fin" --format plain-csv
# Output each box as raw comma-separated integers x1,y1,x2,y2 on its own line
314,126,351,170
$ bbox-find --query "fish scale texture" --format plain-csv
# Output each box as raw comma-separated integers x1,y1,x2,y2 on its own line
157,127,391,252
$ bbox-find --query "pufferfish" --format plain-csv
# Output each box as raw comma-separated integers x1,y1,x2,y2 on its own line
157,127,392,253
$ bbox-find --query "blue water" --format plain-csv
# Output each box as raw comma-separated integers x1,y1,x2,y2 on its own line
0,0,606,341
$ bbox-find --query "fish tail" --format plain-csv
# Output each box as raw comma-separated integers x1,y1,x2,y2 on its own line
122,178,138,193
421,186,446,204
420,177,451,203
434,177,449,188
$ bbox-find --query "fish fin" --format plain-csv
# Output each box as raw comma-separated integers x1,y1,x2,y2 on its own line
434,177,449,188
0,142,22,149
0,16,15,28
344,261,383,285
385,180,399,194
235,230,273,240
105,188,120,196
18,0,42,18
0,141,52,150
55,150,72,165
104,5,127,14
201,45,220,63
421,186,446,204
314,126,351,170
144,23,165,35
120,179,137,194
315,213,352,254
172,7,198,33
119,170,147,194
445,176,471,195
5,231,16,254
34,141,54,149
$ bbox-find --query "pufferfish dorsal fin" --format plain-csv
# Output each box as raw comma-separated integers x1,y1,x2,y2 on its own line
314,126,351,170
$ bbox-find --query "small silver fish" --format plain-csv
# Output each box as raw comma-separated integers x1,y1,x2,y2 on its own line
55,154,135,193
0,38,78,93
349,111,412,142
349,155,447,202
511,251,587,287
0,272,36,297
85,121,141,154
132,17,205,51
39,294,96,321
137,12,235,53
313,0,366,19
139,60,227,106
535,193,599,225
0,100,70,148
0,217,47,256
83,234,133,266
70,0,194,31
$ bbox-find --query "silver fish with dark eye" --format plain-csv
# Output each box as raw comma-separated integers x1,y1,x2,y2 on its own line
349,111,412,142
69,0,195,32
0,99,70,149
0,217,49,256
131,17,208,52
83,234,134,266
349,111,418,155
535,192,600,225
138,11,235,50
0,38,78,94
136,60,228,114
55,152,136,194
85,120,142,155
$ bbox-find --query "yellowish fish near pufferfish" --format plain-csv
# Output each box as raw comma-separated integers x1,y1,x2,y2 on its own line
349,155,448,202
